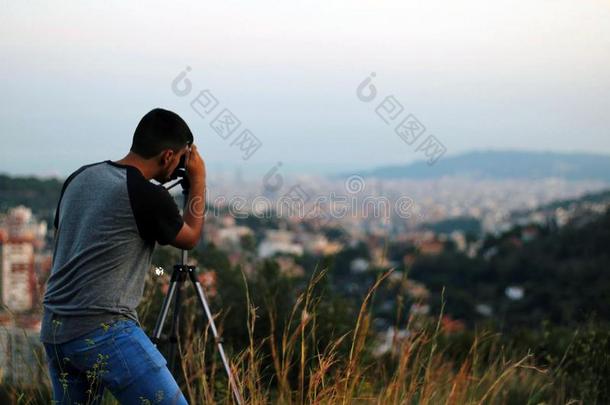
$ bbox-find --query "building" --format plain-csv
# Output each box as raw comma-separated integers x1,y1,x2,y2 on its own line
417,240,444,256
1,242,37,312
0,206,51,387
0,206,49,313
258,230,303,258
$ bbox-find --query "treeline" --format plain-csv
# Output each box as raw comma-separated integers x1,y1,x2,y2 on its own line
0,174,63,224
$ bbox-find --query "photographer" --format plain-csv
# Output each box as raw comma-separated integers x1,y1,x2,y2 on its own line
39,108,205,404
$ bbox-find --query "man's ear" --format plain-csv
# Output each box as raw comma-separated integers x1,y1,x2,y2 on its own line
158,149,174,166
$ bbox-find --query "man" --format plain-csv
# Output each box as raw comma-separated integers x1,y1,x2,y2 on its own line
40,108,205,404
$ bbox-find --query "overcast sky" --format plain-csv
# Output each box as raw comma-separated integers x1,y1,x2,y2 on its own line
1,0,609,178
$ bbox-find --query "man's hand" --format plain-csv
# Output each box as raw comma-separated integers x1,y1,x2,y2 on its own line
171,143,206,250
186,144,205,184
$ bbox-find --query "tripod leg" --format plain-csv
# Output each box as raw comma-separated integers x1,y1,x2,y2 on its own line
151,267,187,375
167,279,183,374
152,280,180,342
189,272,243,405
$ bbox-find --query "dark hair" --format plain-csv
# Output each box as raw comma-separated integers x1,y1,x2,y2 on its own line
130,108,193,159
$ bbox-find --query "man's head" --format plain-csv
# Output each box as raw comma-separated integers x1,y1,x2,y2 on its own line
131,108,193,183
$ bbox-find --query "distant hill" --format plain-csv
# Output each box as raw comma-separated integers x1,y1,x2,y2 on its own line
357,150,610,181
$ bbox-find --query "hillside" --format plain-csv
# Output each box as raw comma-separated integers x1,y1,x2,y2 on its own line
358,150,610,181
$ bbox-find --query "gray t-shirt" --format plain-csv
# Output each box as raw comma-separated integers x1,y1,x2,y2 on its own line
40,160,184,343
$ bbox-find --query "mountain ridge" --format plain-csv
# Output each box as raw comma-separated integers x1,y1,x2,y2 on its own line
352,150,610,181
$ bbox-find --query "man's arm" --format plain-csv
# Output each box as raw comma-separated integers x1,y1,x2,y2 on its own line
170,145,206,250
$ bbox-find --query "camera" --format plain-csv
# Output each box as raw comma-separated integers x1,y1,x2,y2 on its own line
169,144,191,180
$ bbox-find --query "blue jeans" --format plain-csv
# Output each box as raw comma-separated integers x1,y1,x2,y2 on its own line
43,319,188,405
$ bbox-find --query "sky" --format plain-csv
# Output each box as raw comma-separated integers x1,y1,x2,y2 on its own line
1,0,609,178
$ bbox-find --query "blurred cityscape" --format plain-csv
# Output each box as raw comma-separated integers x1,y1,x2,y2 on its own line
1,168,609,387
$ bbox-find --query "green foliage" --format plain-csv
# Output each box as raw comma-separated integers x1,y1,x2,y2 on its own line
409,207,610,328
537,320,610,404
0,174,63,224
420,215,482,236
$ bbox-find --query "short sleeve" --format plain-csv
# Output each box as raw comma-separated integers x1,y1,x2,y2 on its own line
127,168,184,245
149,186,184,245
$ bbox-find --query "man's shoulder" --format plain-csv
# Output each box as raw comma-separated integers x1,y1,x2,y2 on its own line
125,170,174,200
54,161,108,229
64,160,107,184
125,172,181,216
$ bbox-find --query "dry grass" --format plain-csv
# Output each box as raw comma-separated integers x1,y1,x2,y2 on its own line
2,268,562,404
136,268,554,405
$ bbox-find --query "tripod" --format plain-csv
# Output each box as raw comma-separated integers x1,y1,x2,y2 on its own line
151,175,243,405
